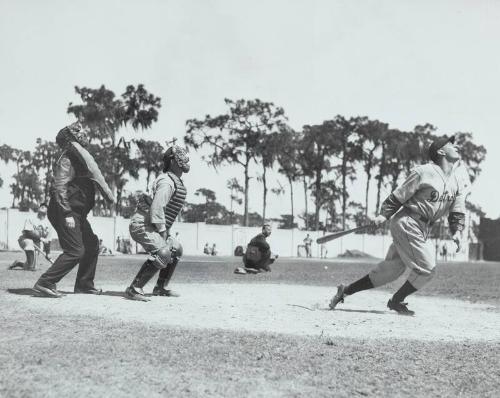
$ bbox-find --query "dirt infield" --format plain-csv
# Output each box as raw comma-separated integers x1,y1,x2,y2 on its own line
4,282,499,343
1,253,499,397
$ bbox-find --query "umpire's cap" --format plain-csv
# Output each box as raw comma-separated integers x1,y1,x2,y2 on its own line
428,135,455,163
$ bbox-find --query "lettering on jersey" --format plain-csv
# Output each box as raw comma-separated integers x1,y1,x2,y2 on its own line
428,190,457,203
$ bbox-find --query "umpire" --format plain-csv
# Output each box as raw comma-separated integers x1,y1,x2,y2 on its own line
33,122,113,298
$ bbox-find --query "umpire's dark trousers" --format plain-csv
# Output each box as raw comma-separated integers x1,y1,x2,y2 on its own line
36,200,99,291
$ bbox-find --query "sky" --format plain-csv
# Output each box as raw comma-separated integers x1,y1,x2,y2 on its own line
1,0,499,219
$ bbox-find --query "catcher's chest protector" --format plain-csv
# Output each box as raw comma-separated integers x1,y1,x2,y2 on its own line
164,172,187,230
245,245,262,262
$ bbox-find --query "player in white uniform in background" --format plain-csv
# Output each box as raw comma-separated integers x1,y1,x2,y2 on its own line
329,136,467,315
9,203,52,271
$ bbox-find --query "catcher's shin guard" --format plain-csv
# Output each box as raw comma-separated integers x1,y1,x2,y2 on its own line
130,260,159,289
153,258,179,296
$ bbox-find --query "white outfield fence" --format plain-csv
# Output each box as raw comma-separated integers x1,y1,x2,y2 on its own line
0,208,469,261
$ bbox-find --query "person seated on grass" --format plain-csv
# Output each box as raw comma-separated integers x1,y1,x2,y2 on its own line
237,224,278,274
203,242,211,255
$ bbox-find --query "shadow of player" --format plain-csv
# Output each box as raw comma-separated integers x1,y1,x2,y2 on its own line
7,288,37,296
334,308,387,315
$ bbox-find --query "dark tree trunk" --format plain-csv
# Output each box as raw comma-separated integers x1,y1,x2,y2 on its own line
303,176,308,230
288,176,294,227
262,165,268,221
244,158,250,227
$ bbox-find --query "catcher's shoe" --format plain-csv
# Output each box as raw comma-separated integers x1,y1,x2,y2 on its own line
125,286,150,302
152,286,180,297
387,299,415,316
329,284,346,310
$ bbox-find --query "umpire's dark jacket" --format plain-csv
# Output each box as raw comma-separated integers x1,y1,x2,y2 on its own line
51,150,96,217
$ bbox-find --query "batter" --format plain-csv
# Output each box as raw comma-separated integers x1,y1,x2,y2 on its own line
329,136,467,315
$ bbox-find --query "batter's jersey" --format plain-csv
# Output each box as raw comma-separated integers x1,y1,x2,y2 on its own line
392,163,466,223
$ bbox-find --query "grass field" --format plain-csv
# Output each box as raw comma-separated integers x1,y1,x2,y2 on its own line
1,252,499,397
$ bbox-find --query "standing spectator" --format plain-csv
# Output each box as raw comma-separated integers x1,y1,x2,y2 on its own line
441,243,448,262
320,244,328,259
303,234,313,258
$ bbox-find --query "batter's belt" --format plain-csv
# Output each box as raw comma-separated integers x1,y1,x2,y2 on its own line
402,207,435,227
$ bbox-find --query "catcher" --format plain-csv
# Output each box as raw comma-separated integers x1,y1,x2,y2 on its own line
9,203,51,271
125,145,189,301
237,224,278,274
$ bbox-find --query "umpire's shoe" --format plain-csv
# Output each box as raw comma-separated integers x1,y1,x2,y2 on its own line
33,283,64,298
125,286,150,302
152,286,180,297
387,299,415,316
329,284,346,310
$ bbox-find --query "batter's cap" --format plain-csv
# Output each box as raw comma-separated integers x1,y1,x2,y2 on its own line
428,135,455,163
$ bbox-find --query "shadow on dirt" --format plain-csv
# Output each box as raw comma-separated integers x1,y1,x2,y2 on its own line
334,308,387,315
7,288,36,296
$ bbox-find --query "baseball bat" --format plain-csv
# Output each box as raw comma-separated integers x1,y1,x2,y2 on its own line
33,243,54,265
316,224,375,244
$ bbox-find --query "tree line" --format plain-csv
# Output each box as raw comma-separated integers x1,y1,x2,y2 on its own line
0,86,487,233
184,99,487,232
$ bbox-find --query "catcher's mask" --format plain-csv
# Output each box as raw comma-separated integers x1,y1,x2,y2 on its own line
56,122,90,148
163,145,190,173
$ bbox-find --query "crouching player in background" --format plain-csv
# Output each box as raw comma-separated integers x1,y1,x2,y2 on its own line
125,145,189,302
238,224,278,274
9,203,51,271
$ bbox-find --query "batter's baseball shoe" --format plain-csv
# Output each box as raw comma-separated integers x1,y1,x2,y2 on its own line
329,284,346,310
152,286,180,297
32,283,64,298
125,286,150,302
387,299,415,316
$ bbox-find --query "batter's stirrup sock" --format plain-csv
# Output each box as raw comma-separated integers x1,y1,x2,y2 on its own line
392,281,417,303
156,259,179,289
131,260,159,289
344,275,374,296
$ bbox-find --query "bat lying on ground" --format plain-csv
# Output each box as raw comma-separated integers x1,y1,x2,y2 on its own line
33,243,54,265
316,224,376,244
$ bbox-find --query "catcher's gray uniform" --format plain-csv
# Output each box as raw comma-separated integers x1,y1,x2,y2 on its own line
369,163,466,289
130,171,186,254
